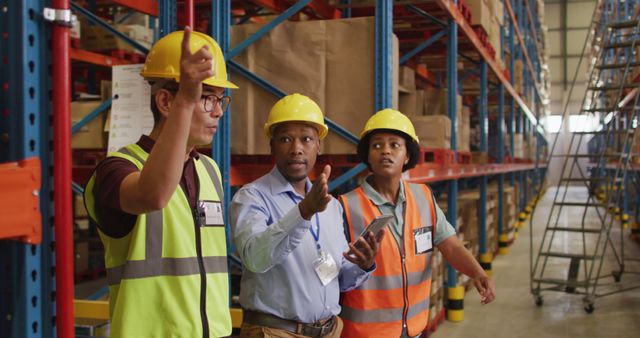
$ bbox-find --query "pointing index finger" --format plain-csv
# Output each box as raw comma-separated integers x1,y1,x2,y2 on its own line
182,26,192,56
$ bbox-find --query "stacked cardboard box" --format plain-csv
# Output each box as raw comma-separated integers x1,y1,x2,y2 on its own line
503,184,518,236
72,101,108,149
411,115,452,149
81,22,153,54
513,133,524,158
514,60,524,93
468,0,492,34
230,17,399,154
486,184,500,254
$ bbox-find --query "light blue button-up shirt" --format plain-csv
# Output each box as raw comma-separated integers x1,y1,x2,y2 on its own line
230,167,371,323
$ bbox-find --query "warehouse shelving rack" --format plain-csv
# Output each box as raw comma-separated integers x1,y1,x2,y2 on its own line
0,0,548,337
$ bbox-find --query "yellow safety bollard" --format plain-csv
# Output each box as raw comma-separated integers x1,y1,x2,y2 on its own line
447,286,465,322
479,252,493,277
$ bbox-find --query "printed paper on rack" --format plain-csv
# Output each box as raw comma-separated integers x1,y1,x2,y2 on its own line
107,64,154,153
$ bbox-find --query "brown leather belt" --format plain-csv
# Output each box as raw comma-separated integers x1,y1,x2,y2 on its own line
243,310,336,338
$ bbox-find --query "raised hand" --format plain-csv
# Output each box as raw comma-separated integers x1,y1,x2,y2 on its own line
178,26,214,102
299,165,332,220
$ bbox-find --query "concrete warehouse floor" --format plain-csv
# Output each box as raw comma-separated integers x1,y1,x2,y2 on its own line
436,186,640,338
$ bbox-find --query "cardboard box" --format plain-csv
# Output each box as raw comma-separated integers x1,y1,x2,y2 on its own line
74,241,89,273
74,194,88,218
399,90,419,116
230,17,399,154
488,17,501,54
82,24,152,53
459,106,471,152
72,101,107,149
468,0,492,33
399,66,416,93
411,115,452,149
489,0,504,26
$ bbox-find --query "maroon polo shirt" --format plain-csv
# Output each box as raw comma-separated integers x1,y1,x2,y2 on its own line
92,135,201,238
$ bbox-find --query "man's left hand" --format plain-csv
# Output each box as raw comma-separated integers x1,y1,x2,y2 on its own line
343,230,385,270
473,274,496,305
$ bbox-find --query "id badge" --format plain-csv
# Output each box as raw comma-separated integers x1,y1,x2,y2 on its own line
413,226,434,255
199,201,224,226
312,250,339,286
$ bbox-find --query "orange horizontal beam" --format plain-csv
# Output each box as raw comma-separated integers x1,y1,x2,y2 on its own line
407,163,541,183
70,48,133,67
0,157,42,244
96,0,158,16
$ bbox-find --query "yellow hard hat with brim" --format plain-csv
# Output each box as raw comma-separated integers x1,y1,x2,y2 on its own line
141,30,238,89
264,93,329,139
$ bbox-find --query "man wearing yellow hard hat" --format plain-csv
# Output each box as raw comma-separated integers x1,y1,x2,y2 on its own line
230,93,382,337
338,109,496,338
83,28,237,337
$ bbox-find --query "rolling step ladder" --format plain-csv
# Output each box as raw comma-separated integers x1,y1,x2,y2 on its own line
531,11,640,313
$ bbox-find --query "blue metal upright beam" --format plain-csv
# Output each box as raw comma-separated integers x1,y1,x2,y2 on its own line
375,0,393,110
446,13,459,290
498,82,505,237
479,62,488,255
158,0,176,37
212,0,232,247
0,1,51,337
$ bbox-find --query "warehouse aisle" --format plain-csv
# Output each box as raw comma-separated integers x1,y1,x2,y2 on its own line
435,186,640,338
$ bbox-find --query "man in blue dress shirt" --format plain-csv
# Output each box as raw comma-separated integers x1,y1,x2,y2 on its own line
230,94,381,337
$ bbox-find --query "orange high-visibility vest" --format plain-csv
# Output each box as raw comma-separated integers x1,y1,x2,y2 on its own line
339,181,437,338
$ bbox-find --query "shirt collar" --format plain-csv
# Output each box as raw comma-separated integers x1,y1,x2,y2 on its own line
361,175,406,206
268,166,311,198
138,135,200,160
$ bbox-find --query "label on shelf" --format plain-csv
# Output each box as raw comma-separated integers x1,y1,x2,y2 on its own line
108,64,154,153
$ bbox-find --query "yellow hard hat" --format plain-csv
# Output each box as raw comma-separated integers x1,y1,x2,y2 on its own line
141,30,238,89
360,108,419,143
264,93,329,139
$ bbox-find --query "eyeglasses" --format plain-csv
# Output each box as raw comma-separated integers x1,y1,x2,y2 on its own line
202,94,231,113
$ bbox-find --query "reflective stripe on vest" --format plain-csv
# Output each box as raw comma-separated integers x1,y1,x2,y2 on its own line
340,296,430,324
105,147,227,286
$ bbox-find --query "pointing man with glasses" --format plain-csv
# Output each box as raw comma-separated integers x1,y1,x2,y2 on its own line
84,28,237,337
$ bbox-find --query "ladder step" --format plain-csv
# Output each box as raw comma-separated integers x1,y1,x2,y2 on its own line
588,83,640,91
533,278,589,288
559,177,609,182
573,130,634,135
547,227,602,234
608,20,639,29
550,153,624,158
582,107,638,112
540,252,596,260
553,202,606,207
595,61,640,69
603,41,634,49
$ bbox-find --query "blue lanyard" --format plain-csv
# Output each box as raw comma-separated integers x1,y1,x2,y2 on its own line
288,193,322,251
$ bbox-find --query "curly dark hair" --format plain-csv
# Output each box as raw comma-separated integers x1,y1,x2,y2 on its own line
357,129,420,172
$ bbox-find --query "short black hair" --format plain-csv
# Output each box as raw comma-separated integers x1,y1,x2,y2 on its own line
357,129,421,172
149,81,179,123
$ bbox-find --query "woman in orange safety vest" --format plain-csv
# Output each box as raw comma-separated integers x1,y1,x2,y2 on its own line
339,109,496,338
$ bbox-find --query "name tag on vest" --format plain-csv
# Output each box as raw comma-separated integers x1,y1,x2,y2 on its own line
198,201,224,226
414,226,433,254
